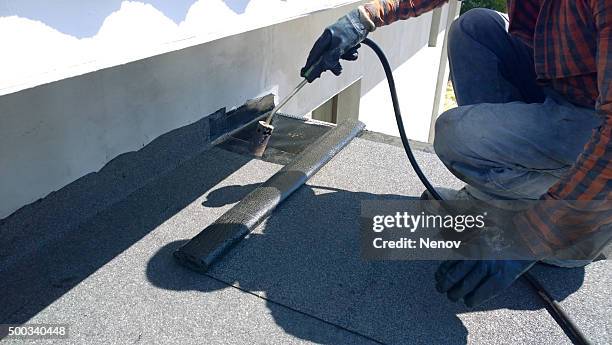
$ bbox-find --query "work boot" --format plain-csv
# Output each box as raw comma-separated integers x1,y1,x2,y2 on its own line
421,188,593,268
541,258,591,268
419,187,486,251
420,186,477,202
421,187,535,258
421,186,532,211
419,186,487,216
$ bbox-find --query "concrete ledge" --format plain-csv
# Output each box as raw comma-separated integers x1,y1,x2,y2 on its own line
0,94,273,220
0,3,368,219
0,1,451,219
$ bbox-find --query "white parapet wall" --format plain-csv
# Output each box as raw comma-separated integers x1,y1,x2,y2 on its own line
0,0,455,219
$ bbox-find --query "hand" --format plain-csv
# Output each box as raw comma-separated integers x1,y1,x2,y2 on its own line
435,260,536,307
301,8,371,82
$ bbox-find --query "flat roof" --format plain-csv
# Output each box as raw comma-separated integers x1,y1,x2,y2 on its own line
2,128,608,344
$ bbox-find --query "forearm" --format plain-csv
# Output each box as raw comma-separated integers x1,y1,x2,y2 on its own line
361,0,449,27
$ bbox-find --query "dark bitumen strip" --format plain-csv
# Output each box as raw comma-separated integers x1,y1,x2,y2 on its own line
174,119,365,272
209,94,275,142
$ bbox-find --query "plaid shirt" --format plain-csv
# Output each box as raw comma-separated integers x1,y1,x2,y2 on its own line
363,0,612,257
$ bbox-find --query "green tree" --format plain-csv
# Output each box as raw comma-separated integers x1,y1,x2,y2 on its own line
460,0,507,14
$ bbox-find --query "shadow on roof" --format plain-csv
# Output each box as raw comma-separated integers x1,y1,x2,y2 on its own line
147,183,586,344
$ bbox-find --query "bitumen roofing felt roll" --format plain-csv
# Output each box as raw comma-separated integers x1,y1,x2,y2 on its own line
174,118,365,272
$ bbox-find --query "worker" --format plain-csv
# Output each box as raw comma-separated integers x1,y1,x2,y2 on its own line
301,1,612,307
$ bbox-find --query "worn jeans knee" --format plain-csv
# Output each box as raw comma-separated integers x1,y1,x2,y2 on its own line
433,107,465,165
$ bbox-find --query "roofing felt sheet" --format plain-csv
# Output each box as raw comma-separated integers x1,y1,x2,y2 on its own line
206,137,610,345
2,133,609,344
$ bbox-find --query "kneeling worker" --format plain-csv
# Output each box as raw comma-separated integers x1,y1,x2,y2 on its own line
301,0,612,306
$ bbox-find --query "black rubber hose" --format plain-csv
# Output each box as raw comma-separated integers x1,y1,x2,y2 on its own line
523,273,591,345
361,37,590,345
361,38,443,201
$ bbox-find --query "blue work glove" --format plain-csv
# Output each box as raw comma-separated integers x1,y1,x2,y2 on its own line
435,260,536,307
301,8,372,82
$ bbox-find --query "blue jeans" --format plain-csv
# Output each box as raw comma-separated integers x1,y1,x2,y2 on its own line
434,9,602,201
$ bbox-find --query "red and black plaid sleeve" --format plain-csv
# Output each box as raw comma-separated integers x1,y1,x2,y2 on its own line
363,0,448,27
360,0,612,257
516,0,612,258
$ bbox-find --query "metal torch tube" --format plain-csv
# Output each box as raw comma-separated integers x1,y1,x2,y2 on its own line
264,78,309,125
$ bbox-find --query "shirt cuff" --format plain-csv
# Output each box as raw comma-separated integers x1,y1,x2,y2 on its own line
358,5,377,32
513,209,555,260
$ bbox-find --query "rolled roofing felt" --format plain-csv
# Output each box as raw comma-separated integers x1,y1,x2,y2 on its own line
174,118,365,272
